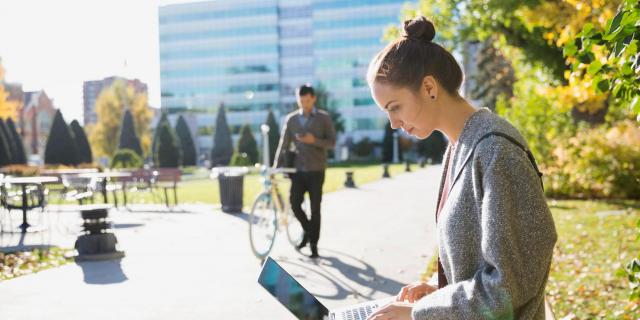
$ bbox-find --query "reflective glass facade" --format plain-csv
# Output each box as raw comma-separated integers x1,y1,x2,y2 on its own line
159,0,405,157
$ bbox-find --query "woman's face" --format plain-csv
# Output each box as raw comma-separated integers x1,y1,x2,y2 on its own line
370,80,439,139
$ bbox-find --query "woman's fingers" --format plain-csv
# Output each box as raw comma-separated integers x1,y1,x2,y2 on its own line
367,303,413,320
367,303,391,320
396,285,410,301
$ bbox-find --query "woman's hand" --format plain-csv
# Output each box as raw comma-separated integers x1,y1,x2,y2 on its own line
366,302,413,320
396,282,437,303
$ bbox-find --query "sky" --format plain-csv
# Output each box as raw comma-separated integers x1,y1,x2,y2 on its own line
0,0,194,124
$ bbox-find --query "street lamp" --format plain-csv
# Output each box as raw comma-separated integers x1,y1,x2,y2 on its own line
260,124,270,167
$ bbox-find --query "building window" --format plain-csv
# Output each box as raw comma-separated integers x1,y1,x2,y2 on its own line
278,6,311,19
280,43,313,58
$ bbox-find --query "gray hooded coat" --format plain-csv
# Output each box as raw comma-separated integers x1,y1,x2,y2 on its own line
413,108,557,320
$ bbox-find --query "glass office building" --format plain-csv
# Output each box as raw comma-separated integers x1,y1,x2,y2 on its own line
159,0,405,158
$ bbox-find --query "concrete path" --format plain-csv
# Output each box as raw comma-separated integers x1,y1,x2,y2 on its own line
0,166,441,319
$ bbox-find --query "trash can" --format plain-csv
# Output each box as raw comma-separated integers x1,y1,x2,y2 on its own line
218,172,244,213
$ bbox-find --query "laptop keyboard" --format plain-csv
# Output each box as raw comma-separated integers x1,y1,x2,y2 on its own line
341,303,378,320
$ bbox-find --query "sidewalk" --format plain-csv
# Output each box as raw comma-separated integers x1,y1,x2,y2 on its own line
0,165,441,319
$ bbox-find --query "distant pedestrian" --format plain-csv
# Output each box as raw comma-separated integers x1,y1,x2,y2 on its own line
274,84,336,258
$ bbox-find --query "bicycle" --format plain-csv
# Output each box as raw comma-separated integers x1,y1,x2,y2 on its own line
248,166,310,260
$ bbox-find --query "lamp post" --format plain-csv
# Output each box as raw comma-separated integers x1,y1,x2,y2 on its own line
392,131,399,163
260,124,270,166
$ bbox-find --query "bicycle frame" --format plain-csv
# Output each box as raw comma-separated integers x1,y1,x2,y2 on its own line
259,171,290,230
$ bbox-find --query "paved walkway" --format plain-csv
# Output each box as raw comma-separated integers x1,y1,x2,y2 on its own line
0,165,441,319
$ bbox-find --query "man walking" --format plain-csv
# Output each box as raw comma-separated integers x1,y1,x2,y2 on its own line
274,84,336,258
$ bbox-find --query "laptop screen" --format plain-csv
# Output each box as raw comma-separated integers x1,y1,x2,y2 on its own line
258,257,329,320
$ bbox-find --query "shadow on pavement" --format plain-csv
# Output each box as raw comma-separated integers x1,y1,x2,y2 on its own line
76,259,128,285
279,258,353,300
224,211,251,223
316,248,406,299
0,230,54,252
112,223,145,229
277,248,406,301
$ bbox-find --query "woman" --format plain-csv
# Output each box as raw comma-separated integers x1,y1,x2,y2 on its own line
366,17,557,320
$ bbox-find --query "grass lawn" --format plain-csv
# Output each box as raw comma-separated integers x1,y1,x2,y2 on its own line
120,163,408,207
546,199,640,319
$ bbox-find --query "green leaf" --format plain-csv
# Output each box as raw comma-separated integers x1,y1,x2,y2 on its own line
627,40,638,56
564,41,578,57
587,60,603,75
607,10,626,36
582,23,594,36
578,52,595,64
615,38,628,57
630,95,640,115
596,79,610,92
633,259,640,273
613,81,625,97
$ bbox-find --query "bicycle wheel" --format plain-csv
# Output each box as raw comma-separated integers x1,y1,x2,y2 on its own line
285,195,310,247
249,192,277,259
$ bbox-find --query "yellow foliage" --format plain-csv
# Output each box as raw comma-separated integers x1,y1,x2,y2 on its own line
89,80,152,158
512,0,624,115
0,84,19,121
0,59,19,121
545,120,640,198
516,0,620,48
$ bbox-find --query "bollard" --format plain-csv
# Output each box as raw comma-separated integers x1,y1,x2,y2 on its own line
382,163,390,178
344,171,356,188
75,205,125,261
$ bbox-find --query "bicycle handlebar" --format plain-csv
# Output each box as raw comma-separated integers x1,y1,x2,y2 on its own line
210,165,297,179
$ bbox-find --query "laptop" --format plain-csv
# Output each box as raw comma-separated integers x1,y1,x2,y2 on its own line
257,256,394,320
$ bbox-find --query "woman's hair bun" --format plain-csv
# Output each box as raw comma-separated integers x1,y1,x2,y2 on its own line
403,16,436,43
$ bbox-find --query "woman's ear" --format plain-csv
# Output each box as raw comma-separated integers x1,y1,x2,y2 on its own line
422,75,438,100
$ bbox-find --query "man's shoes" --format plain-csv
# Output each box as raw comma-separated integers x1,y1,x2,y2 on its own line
310,244,319,259
296,233,309,251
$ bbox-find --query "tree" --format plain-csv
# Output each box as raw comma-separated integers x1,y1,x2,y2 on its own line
211,105,233,166
564,0,640,122
314,83,345,135
110,149,143,169
415,130,447,164
0,119,16,164
387,0,624,121
6,118,26,164
352,137,375,158
0,119,12,167
89,79,152,158
175,115,197,166
118,110,143,157
265,109,280,166
151,113,168,165
70,120,93,164
44,110,79,166
388,0,622,82
0,59,19,122
154,115,182,168
469,38,515,110
236,124,259,165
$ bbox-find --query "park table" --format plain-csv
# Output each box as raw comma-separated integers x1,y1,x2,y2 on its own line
76,171,132,207
3,176,59,233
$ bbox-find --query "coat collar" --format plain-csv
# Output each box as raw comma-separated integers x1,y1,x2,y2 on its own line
448,107,493,184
